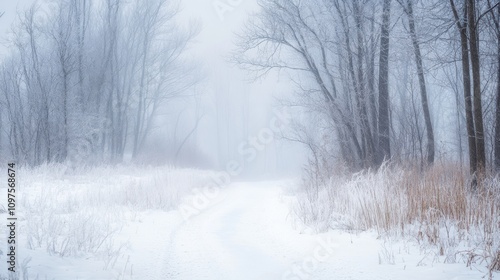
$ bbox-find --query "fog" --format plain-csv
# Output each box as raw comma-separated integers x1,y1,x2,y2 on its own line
0,1,499,279
0,0,307,179
165,0,307,178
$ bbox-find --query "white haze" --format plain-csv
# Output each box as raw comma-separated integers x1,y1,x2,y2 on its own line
0,0,306,178
1,0,499,279
162,0,307,179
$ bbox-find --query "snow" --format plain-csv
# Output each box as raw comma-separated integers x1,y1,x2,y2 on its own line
0,167,494,279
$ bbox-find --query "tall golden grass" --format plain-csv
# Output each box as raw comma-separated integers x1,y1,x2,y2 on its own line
295,163,500,276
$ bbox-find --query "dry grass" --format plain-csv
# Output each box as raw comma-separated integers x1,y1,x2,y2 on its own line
294,163,500,276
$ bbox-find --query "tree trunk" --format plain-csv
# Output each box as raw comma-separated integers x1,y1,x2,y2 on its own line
353,0,375,167
495,42,500,170
62,68,69,162
367,6,379,161
467,0,486,172
495,3,500,171
377,0,391,165
407,0,435,165
75,0,87,113
450,0,477,177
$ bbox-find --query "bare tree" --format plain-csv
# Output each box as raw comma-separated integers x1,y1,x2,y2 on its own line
486,0,500,171
450,0,478,176
235,0,399,169
49,1,75,161
235,0,360,167
467,0,486,173
377,0,392,165
399,0,435,166
0,0,196,165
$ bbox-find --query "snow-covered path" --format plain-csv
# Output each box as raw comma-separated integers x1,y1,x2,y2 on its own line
162,181,301,279
125,180,486,280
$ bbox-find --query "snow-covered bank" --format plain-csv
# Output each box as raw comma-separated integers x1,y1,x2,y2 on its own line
0,164,222,279
293,164,500,279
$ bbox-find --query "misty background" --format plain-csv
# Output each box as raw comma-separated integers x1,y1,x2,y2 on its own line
0,0,306,179
0,0,498,177
1,1,500,279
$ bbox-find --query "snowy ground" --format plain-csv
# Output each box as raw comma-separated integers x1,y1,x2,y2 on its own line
0,167,494,279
